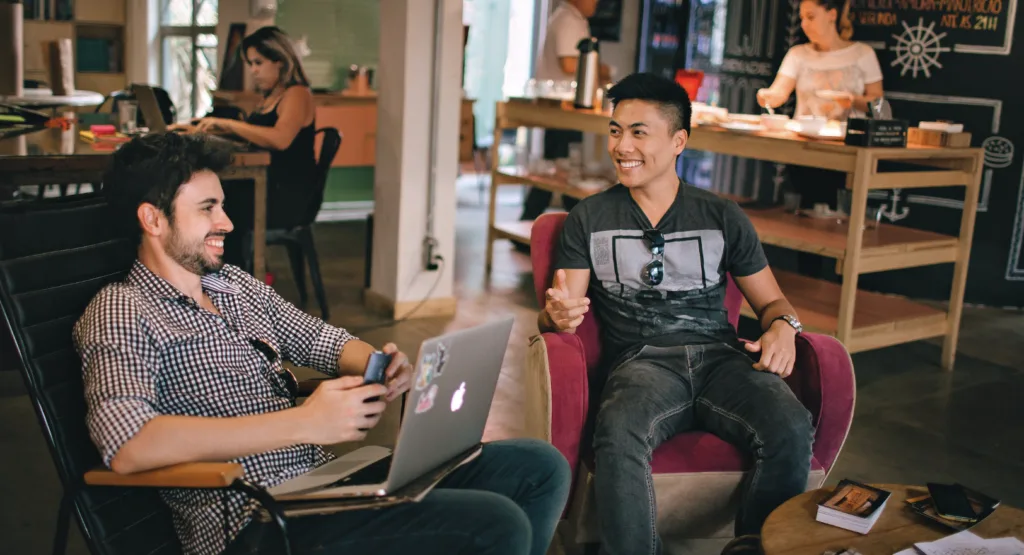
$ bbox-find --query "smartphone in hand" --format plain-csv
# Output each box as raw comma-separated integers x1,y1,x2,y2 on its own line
363,351,393,403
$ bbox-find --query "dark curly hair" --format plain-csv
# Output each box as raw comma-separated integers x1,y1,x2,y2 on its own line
102,132,232,243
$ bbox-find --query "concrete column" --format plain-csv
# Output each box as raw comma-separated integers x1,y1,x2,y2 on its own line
367,0,462,319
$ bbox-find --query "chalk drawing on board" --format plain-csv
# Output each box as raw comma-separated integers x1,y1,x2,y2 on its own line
1009,170,1024,280
876,93,1024,281
890,18,951,78
785,0,801,48
855,0,1016,56
954,0,1017,55
982,136,1014,169
880,189,910,223
885,91,1003,213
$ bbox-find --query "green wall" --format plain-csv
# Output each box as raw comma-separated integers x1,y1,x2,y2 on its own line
323,167,374,203
277,1,378,202
276,0,380,90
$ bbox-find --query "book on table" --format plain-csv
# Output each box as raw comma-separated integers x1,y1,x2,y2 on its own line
815,480,891,534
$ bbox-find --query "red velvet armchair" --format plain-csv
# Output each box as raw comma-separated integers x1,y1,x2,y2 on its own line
521,212,856,547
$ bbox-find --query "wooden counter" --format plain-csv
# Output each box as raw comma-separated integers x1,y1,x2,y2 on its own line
488,100,983,370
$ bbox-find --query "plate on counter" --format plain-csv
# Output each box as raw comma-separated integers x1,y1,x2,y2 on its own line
796,129,846,141
720,121,765,134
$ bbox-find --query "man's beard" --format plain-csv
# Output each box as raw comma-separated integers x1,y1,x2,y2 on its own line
166,226,225,276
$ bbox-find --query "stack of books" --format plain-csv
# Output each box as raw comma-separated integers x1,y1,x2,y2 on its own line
905,484,1000,531
816,480,891,534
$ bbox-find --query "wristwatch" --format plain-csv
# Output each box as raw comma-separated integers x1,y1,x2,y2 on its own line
771,314,803,334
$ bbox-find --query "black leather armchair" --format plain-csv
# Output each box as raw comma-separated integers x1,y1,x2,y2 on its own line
0,195,291,555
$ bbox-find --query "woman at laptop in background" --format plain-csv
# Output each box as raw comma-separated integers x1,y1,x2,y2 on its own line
171,25,318,270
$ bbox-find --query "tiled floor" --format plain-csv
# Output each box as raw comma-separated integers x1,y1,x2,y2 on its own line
1,177,1021,554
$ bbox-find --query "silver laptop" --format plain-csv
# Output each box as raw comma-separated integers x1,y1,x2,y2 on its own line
268,317,515,501
133,83,248,148
131,84,167,132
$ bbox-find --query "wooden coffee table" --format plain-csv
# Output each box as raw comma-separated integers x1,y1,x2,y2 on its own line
761,484,1024,555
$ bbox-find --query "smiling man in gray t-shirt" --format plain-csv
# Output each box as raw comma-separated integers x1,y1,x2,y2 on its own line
538,73,814,555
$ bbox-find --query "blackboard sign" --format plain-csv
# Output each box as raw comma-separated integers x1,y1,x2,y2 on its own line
589,0,624,42
850,0,1013,65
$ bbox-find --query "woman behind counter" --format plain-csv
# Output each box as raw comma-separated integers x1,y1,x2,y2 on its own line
173,26,317,270
757,0,884,278
757,0,883,121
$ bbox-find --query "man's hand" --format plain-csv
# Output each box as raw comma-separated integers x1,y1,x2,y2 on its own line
544,269,590,333
744,320,797,377
298,376,388,444
380,343,413,402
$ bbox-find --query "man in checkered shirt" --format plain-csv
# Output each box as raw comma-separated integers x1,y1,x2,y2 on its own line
73,133,570,555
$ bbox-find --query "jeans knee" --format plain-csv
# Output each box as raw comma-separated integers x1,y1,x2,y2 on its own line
593,407,646,454
760,404,814,460
470,494,533,554
534,440,573,496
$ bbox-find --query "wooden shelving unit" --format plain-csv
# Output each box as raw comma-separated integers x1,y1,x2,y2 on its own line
21,0,128,96
487,100,984,370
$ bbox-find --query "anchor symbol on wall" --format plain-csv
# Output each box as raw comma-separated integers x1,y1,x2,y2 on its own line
880,189,910,222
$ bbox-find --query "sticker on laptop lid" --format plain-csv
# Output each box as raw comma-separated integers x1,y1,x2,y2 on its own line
433,343,449,376
414,384,438,414
415,352,437,391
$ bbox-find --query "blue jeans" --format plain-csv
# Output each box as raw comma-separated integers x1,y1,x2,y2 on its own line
592,343,814,555
229,439,570,555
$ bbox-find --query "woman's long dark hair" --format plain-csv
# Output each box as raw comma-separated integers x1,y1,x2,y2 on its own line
240,26,311,92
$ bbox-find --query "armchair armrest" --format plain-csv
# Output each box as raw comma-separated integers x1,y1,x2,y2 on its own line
785,333,856,473
533,332,590,476
84,462,244,488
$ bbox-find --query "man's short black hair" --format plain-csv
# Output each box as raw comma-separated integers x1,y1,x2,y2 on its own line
607,72,692,135
103,132,233,243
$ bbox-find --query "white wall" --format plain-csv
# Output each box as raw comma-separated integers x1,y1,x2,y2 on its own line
370,0,462,312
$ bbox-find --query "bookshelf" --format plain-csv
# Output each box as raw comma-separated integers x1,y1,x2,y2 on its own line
21,0,127,96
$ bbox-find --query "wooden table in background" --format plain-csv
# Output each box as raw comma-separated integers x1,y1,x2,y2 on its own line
761,484,1024,555
0,127,271,281
487,100,983,370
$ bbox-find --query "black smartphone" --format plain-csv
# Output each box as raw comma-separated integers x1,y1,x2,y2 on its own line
927,483,977,522
362,351,393,405
364,351,392,386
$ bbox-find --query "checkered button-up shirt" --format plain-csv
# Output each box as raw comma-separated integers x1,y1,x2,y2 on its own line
73,261,355,555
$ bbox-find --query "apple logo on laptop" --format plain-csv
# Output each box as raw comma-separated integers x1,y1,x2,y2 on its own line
451,382,466,412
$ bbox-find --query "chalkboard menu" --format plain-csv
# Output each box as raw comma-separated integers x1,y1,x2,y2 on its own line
850,0,1012,61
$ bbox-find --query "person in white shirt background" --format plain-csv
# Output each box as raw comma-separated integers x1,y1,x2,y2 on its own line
518,0,611,234
755,0,885,277
756,0,883,120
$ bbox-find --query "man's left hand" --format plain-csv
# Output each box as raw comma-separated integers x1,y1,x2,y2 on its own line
381,343,413,402
744,321,797,377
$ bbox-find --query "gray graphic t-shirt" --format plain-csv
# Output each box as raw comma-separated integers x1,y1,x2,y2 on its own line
556,183,767,366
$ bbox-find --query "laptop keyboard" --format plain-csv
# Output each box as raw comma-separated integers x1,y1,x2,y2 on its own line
325,454,394,487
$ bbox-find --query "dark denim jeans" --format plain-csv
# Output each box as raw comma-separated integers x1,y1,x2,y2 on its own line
592,343,814,555
228,439,570,555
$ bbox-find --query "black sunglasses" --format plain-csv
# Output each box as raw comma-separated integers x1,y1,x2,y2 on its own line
641,229,665,287
250,338,298,398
